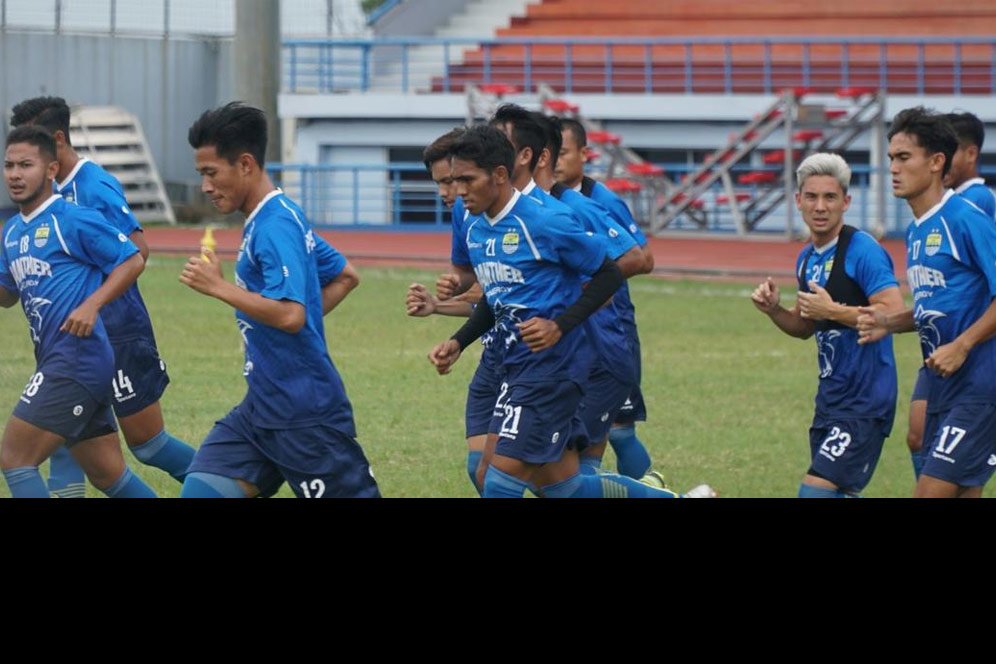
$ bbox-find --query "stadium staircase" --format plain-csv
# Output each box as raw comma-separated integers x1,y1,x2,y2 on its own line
653,87,886,237
70,106,176,224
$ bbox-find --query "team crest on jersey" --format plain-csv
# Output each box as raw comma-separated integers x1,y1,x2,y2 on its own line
501,231,520,255
824,257,834,275
925,231,942,257
33,225,50,248
64,193,75,204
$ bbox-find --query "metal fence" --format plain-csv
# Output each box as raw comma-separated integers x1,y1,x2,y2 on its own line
267,161,993,236
283,36,996,95
0,0,367,38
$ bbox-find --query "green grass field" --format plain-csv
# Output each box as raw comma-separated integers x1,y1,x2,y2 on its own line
0,255,984,498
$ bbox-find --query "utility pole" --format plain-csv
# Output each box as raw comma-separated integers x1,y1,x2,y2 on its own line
234,0,281,165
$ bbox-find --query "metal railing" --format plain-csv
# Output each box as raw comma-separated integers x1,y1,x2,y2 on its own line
283,36,996,95
266,161,996,236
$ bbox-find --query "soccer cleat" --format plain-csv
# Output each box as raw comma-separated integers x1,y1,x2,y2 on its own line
682,484,718,498
639,469,669,490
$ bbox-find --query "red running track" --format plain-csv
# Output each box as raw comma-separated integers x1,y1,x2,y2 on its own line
144,227,909,284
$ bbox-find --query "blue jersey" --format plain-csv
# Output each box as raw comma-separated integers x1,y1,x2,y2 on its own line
579,179,647,335
906,190,996,412
450,197,470,266
0,195,139,395
796,229,898,421
314,233,348,286
954,178,996,220
461,190,606,384
539,182,637,380
55,158,152,341
235,190,355,434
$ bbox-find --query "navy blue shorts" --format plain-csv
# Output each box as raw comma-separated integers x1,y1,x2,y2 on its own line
465,355,501,438
489,378,588,464
187,404,381,498
614,334,647,425
109,335,170,418
581,366,634,445
12,372,117,447
911,366,929,402
808,417,889,493
921,402,996,487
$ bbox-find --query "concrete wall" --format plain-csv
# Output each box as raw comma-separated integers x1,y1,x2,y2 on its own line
0,30,232,207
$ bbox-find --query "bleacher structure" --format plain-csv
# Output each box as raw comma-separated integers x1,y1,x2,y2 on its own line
70,106,175,224
466,81,886,238
656,88,887,237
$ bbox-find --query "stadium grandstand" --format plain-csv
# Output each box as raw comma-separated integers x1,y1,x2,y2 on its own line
4,0,994,236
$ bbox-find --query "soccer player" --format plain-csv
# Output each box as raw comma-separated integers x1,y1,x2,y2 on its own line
556,117,657,479
11,96,195,495
943,112,995,218
857,107,996,498
751,153,903,497
906,111,995,477
429,125,692,498
178,102,378,499
405,127,500,494
529,111,659,478
0,125,156,498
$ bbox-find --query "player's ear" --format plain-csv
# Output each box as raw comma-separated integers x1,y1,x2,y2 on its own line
493,165,509,185
238,152,255,175
46,158,60,181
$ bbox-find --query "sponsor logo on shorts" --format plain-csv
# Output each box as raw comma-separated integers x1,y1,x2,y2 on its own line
988,455,996,467
73,405,84,417
931,451,956,464
551,432,560,444
600,412,610,422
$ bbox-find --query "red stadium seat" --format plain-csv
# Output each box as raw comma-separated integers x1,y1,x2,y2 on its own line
543,98,580,114
715,193,752,204
738,171,778,185
792,130,824,142
824,108,849,119
584,149,601,162
587,130,622,145
626,162,665,177
478,83,519,96
762,150,803,164
604,178,641,193
836,87,877,98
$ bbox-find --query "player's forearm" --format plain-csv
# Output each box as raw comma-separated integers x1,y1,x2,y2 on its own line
322,264,360,315
435,299,474,317
451,264,477,296
213,281,306,333
0,286,18,308
614,245,647,279
768,305,815,339
85,253,144,310
883,308,916,334
952,298,996,353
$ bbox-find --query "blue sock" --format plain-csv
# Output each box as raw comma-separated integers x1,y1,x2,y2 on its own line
129,430,196,482
911,450,926,480
3,466,51,498
48,446,86,498
798,483,845,498
570,472,679,498
179,472,247,498
466,450,483,496
579,455,602,475
101,467,157,498
482,467,529,498
608,425,652,478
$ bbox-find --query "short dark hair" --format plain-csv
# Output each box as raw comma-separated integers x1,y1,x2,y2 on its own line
450,124,515,177
533,113,563,171
944,111,985,150
888,106,958,177
560,118,587,149
422,127,466,171
10,96,72,146
5,125,58,163
490,103,545,172
187,101,267,167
